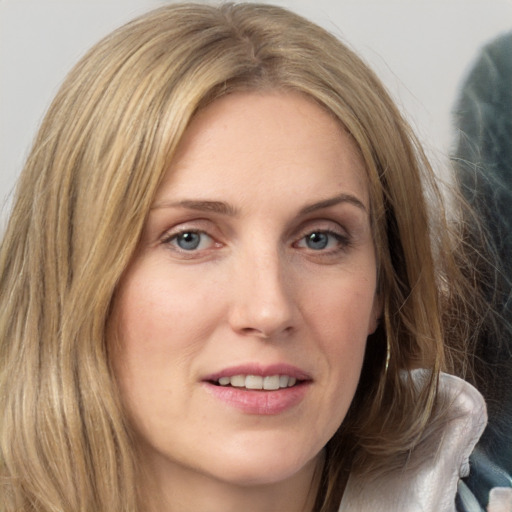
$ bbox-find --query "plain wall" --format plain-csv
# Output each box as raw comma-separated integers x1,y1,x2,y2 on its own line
1,0,512,225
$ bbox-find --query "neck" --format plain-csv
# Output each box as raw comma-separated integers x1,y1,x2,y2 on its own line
140,452,324,512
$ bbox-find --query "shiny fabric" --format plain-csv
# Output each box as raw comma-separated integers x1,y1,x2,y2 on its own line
338,372,487,511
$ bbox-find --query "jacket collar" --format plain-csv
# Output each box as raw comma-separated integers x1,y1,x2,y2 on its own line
338,371,487,511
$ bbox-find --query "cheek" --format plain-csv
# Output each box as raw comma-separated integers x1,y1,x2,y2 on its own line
113,263,218,358
108,264,213,409
109,264,223,441
305,276,377,343
303,277,376,406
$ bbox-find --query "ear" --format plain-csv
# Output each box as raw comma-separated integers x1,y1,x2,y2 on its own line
367,293,383,335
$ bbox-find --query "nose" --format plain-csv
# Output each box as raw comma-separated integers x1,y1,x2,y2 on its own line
228,247,297,340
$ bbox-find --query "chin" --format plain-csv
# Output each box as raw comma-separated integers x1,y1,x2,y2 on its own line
204,444,322,488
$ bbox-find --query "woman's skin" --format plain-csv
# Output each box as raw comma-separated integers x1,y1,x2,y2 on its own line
110,91,381,512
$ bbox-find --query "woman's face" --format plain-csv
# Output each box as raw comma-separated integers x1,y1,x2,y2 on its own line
111,91,380,490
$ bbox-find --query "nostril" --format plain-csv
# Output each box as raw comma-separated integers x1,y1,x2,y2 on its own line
239,325,294,339
241,327,271,338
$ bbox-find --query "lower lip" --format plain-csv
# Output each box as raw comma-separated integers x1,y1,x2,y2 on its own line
203,382,310,415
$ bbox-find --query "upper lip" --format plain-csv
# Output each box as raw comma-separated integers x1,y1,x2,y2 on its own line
203,363,312,383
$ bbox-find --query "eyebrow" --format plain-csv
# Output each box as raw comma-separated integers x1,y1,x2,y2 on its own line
151,193,367,216
151,199,238,216
299,193,367,215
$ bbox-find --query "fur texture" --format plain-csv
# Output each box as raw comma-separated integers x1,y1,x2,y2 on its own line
452,31,512,509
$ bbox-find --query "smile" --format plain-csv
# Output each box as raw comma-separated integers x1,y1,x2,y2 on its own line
203,365,311,414
216,374,298,390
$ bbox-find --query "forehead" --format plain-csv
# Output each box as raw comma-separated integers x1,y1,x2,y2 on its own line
155,91,369,210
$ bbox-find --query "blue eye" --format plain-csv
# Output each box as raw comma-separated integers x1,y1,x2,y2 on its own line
305,232,330,250
176,232,201,250
167,231,213,251
297,230,346,251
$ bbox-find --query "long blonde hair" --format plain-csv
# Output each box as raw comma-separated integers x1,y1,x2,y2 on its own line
0,3,479,511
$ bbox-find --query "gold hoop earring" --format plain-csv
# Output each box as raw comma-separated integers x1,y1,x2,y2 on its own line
385,338,391,373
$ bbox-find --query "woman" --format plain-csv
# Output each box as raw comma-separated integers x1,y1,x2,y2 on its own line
0,3,489,511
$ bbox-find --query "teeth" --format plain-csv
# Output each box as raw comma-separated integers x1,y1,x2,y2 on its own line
246,375,263,389
230,375,246,387
216,374,299,390
263,375,280,390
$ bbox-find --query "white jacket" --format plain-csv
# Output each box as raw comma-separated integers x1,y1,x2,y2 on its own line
338,371,497,512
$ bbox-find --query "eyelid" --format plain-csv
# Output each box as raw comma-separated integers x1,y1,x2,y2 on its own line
292,219,353,253
161,228,210,245
294,218,349,239
295,229,350,248
159,218,218,241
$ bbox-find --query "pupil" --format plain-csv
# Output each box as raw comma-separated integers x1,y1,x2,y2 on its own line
177,232,200,250
307,232,328,250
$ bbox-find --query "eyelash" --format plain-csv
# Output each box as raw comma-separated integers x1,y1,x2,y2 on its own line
160,226,351,257
294,229,351,254
161,229,216,255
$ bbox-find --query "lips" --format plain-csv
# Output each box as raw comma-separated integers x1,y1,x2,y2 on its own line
202,364,311,415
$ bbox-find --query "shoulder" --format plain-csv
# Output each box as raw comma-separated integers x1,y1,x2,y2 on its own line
338,371,487,512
